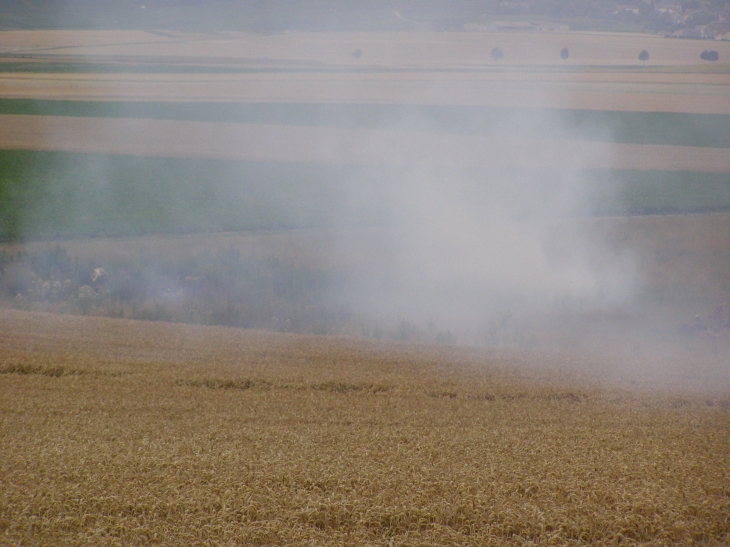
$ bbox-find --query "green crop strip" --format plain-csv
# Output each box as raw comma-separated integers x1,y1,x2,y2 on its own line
1,150,729,242
0,151,390,241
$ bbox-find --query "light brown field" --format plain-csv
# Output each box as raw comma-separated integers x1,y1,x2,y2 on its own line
1,31,729,112
2,70,729,113
1,113,728,172
2,30,730,67
1,307,729,546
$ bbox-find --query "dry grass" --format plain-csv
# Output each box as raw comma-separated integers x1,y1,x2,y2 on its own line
1,308,729,546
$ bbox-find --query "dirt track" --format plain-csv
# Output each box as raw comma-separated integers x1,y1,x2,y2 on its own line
1,113,728,172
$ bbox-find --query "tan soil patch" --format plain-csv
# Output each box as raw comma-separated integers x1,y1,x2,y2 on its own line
1,113,728,172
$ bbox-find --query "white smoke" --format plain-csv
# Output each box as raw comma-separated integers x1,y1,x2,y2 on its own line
332,108,636,341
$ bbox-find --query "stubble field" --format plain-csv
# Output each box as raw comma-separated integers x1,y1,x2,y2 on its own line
2,69,730,113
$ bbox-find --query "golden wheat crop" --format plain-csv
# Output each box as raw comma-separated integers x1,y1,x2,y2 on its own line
1,308,729,546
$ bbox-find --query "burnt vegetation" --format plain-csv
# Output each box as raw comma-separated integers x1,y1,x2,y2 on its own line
0,245,462,343
0,245,347,334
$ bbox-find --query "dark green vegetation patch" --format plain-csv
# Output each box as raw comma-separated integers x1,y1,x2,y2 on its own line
1,150,729,243
589,170,730,216
0,150,393,241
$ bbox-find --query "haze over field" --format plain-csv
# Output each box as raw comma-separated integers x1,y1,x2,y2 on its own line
2,5,730,546
0,13,729,346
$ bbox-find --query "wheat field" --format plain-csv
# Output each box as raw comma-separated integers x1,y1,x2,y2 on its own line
1,308,730,546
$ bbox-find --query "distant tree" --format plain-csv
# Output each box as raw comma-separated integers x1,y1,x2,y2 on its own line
638,50,650,64
352,49,363,59
491,47,504,63
701,50,720,62
560,47,569,61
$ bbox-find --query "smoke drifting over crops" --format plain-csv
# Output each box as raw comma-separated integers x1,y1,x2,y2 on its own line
7,22,729,347
329,106,635,341
3,98,639,344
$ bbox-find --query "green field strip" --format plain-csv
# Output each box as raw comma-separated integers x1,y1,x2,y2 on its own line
1,150,729,242
1,99,728,148
589,170,730,216
0,151,390,242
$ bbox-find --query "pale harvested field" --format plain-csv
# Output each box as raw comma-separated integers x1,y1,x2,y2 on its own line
1,113,728,172
2,30,730,68
1,307,729,546
1,31,730,112
2,70,729,113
